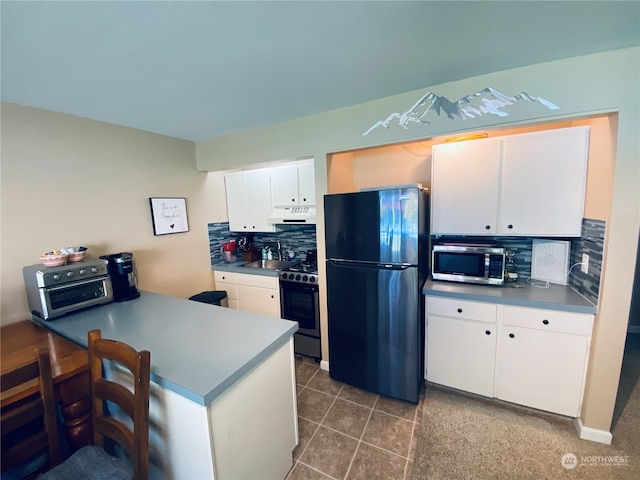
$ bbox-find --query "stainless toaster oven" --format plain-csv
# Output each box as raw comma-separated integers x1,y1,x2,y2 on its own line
23,259,113,320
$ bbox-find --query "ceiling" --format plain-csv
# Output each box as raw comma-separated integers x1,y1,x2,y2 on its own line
2,1,638,142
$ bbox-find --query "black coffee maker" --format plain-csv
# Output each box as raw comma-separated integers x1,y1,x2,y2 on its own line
100,252,140,302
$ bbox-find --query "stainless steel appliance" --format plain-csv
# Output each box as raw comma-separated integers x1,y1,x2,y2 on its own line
324,185,429,403
279,252,320,360
100,252,140,301
23,259,113,320
432,244,506,285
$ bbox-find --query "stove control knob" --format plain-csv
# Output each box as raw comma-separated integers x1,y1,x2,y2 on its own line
295,274,301,281
79,269,87,275
52,274,61,281
66,271,75,278
302,275,308,282
91,267,98,273
310,276,316,283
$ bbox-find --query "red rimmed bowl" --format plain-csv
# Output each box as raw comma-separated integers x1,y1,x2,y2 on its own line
40,253,68,267
67,251,86,263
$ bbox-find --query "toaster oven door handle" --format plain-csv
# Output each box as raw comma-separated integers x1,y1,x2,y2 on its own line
45,275,111,292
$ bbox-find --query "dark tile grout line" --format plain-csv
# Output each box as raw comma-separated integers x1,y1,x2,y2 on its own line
292,364,420,479
342,394,377,479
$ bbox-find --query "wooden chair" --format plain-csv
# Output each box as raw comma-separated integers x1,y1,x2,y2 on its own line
40,329,151,480
1,346,62,479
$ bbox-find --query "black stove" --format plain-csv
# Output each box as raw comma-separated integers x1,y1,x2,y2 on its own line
279,262,318,285
279,255,321,360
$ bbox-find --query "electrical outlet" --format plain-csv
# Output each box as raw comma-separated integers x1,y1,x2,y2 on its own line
581,253,589,274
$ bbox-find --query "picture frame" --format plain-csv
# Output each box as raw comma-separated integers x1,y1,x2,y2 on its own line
149,197,189,235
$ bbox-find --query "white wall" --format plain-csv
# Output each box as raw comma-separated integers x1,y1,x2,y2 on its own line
195,48,640,437
0,104,218,326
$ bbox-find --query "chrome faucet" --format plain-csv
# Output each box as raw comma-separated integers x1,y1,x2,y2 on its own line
265,241,283,260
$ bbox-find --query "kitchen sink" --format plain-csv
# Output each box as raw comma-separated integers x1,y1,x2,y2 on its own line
240,259,296,270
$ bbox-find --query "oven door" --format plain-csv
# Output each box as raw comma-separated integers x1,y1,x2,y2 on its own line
279,281,319,337
40,276,113,319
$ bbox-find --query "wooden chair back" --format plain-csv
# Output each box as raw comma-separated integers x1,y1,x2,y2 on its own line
1,346,62,476
88,329,151,480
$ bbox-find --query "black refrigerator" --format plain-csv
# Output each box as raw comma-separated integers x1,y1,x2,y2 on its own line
324,185,429,403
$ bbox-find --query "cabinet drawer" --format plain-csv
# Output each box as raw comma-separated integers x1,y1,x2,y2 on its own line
502,306,592,336
236,273,278,289
215,281,238,301
427,297,497,323
214,271,237,283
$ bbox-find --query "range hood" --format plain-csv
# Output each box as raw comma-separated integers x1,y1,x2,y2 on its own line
267,206,316,225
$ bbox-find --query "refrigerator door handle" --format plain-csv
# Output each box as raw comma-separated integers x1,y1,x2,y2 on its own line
328,259,413,270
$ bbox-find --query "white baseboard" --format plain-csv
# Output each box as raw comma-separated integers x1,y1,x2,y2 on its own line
320,360,329,372
574,418,613,444
628,325,640,334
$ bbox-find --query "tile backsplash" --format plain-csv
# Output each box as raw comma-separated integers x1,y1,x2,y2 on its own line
208,223,317,264
568,218,605,306
431,217,605,306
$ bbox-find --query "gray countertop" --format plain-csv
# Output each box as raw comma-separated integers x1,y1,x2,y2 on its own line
33,291,298,406
212,260,280,277
423,279,597,314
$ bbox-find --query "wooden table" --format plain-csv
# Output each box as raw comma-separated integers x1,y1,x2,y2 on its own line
1,320,91,452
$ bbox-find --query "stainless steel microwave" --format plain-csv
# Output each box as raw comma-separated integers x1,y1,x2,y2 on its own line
431,245,506,286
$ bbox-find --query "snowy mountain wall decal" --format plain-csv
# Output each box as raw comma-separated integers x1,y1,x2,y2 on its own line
363,87,559,136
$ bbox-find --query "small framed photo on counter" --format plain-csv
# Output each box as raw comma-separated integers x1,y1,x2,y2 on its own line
149,197,189,235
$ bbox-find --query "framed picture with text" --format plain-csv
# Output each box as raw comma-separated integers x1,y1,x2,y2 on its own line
149,197,189,235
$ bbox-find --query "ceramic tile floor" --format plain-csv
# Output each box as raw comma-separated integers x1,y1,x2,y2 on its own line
286,356,424,480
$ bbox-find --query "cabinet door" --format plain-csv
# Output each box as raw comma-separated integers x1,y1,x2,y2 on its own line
431,138,501,235
426,315,496,397
245,169,275,232
496,326,589,416
270,165,299,207
237,285,280,317
297,163,315,205
224,171,250,232
500,126,589,236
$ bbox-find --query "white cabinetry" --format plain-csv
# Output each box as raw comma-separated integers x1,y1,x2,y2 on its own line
214,270,280,318
270,161,315,207
237,273,280,318
425,296,593,417
496,306,592,417
214,271,239,309
224,169,276,233
426,298,497,397
431,138,502,235
431,126,589,236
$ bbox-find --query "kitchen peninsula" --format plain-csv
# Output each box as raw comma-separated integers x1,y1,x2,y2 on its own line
33,291,299,480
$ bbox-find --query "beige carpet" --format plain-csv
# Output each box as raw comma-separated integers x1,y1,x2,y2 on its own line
412,333,639,480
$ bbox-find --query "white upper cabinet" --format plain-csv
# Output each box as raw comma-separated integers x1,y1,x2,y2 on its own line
431,138,502,235
297,162,316,205
431,126,589,237
500,127,589,236
270,161,315,207
224,168,276,233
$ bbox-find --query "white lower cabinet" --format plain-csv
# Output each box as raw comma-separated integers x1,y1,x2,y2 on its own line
427,315,497,397
214,271,239,309
496,306,592,417
214,270,280,317
425,296,593,417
